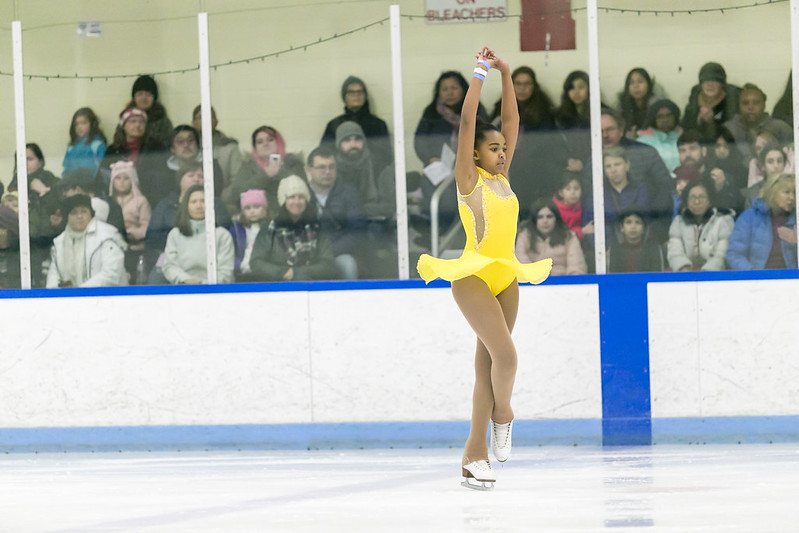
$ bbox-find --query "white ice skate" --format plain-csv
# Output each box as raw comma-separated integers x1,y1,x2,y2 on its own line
490,419,513,463
461,459,496,491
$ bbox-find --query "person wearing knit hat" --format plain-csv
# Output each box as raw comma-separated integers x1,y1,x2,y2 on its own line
126,74,174,148
334,121,381,211
247,176,336,282
230,189,269,277
682,61,741,141
47,193,128,288
109,159,151,268
319,76,392,178
277,175,311,207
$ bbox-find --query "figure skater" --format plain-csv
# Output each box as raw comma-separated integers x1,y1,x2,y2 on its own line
417,47,552,490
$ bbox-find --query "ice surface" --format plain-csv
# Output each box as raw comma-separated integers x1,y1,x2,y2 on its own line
1,444,798,532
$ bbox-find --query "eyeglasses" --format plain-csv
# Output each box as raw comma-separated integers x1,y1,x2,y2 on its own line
174,137,197,146
688,195,709,202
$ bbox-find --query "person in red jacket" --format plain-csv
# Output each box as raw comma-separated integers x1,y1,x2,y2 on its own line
551,170,593,241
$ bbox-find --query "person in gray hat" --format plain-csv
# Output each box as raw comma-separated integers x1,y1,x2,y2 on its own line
320,76,392,175
682,61,741,141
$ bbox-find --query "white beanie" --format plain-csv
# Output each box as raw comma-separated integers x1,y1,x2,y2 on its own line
277,175,311,206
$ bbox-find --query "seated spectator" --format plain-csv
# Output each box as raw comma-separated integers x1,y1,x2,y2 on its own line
191,105,243,190
97,107,162,194
249,175,336,282
600,109,672,223
745,143,788,209
62,107,107,176
491,66,557,217
636,99,682,176
0,205,20,289
305,145,366,280
551,170,589,240
414,71,487,229
667,181,734,272
108,161,151,281
681,62,741,141
516,198,586,275
321,76,392,176
1,192,18,212
334,121,382,209
145,162,230,283
670,165,701,219
709,126,748,190
727,174,797,270
772,71,793,127
127,75,173,148
229,189,269,280
616,67,665,137
747,129,794,188
222,125,302,216
162,184,234,285
552,71,592,179
58,168,127,238
9,143,62,287
676,129,744,216
607,209,665,273
723,83,792,165
582,146,650,247
46,194,127,288
138,125,225,209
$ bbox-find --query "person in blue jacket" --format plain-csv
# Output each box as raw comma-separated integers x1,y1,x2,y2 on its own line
727,174,797,270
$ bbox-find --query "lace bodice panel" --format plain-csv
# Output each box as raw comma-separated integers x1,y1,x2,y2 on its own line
458,170,518,254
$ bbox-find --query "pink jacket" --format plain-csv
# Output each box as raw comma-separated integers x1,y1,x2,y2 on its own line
109,164,151,242
515,227,587,276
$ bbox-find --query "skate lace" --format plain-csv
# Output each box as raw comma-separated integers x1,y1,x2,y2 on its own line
493,421,511,447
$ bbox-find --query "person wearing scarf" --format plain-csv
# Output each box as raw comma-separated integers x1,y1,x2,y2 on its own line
46,194,128,288
249,175,336,281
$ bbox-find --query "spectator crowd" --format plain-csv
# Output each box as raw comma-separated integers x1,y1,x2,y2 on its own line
1,63,795,289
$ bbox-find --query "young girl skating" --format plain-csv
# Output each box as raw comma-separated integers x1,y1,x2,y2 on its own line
417,47,552,490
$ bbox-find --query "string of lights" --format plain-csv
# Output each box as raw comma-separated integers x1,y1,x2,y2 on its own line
0,0,787,81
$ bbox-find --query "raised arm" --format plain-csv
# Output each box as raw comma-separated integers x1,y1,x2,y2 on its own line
493,55,519,173
454,48,492,196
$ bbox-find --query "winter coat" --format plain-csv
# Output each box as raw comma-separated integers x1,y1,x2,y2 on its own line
515,227,587,276
210,131,243,188
248,218,337,281
162,220,234,284
62,135,107,176
607,239,665,273
46,219,128,287
414,101,487,165
111,184,151,245
635,128,682,176
667,209,734,271
726,198,797,270
311,180,367,257
723,113,792,162
682,83,741,140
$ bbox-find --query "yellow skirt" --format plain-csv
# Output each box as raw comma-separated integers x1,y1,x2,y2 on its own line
417,251,552,295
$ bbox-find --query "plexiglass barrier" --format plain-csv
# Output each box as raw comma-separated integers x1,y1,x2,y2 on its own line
1,0,796,291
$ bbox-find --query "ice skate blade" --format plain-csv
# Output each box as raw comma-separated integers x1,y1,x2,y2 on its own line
461,478,495,491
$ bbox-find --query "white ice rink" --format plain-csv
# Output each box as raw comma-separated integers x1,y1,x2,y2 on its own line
2,444,798,532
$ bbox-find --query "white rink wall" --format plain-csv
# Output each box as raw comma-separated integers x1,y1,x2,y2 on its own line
3,278,799,432
0,284,601,429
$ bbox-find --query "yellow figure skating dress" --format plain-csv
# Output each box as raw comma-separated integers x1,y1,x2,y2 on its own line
416,167,552,296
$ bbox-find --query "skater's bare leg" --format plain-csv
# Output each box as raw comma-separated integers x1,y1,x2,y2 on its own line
452,276,519,461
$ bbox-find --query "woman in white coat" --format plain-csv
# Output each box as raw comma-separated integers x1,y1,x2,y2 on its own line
667,181,734,271
46,194,127,287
